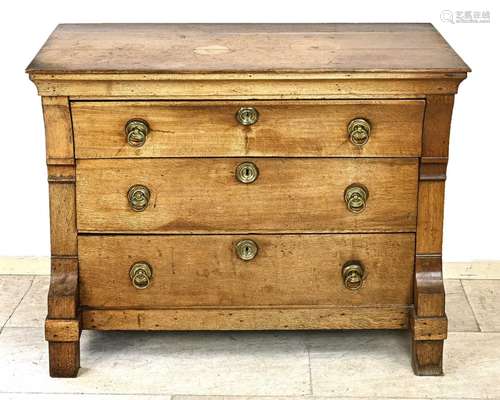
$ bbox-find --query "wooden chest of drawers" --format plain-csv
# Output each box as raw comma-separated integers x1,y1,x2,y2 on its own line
27,23,468,377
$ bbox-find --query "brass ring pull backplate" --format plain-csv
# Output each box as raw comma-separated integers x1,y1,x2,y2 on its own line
235,239,258,261
348,118,371,147
342,261,365,290
125,119,150,147
129,262,153,289
127,184,151,212
344,183,369,213
236,162,259,184
236,107,259,126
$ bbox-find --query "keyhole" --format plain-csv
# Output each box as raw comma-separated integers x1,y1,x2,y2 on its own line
236,162,258,184
236,239,258,260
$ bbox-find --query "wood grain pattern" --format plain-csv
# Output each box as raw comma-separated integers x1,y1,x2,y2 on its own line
47,260,78,319
419,157,447,181
411,340,443,376
47,165,76,183
26,24,469,74
45,319,81,342
416,181,445,253
44,99,78,256
49,178,77,255
414,255,446,317
417,94,453,251
50,256,78,275
72,100,424,158
78,234,415,308
28,24,468,377
48,342,80,378
411,94,454,375
410,313,448,340
81,306,410,331
76,158,419,233
42,96,80,378
411,254,446,375
31,74,466,98
42,97,74,165
46,219,80,377
422,95,455,158
47,164,77,255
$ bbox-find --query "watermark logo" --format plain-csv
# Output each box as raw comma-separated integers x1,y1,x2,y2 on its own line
441,10,490,24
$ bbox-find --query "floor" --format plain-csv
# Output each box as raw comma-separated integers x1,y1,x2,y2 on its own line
0,258,499,400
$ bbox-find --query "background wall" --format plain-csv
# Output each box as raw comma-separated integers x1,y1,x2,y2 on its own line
0,0,498,261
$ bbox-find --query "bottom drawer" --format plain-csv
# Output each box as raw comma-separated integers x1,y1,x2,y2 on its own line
78,234,414,308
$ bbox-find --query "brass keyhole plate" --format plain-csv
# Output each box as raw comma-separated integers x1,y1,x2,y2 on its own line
236,162,259,184
235,239,258,261
236,107,259,126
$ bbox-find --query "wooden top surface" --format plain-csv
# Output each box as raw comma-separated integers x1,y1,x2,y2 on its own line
26,23,469,74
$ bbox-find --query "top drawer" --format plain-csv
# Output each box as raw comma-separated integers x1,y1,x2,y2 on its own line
72,100,424,158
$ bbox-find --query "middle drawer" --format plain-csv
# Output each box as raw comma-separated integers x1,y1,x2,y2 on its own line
76,158,418,233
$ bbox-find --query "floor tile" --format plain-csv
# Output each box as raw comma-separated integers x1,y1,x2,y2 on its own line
0,276,33,328
173,397,430,400
308,330,500,398
462,280,500,332
6,276,49,328
444,261,500,280
0,257,50,276
444,279,479,332
0,395,170,399
0,328,310,395
173,397,427,400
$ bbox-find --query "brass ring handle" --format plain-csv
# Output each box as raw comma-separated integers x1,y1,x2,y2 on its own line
127,184,151,212
129,262,153,290
236,107,259,126
236,162,259,184
348,118,371,147
125,119,150,147
344,184,369,213
235,239,258,261
342,261,365,290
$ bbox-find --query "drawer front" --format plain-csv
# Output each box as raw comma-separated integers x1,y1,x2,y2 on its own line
79,234,415,308
72,100,424,158
76,158,418,233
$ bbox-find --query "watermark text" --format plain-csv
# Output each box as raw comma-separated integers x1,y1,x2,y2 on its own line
441,10,490,24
